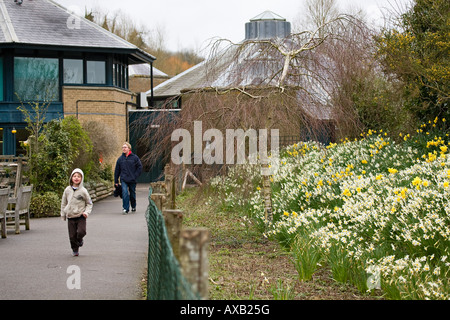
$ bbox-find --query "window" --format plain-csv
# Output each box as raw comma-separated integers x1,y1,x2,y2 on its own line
124,65,129,89
87,60,106,84
14,57,59,101
64,59,83,84
0,57,3,101
112,63,116,87
113,62,122,87
113,61,129,89
0,128,3,155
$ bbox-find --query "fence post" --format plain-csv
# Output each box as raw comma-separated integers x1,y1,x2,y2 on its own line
179,228,210,299
162,209,183,260
260,160,273,225
150,193,166,212
164,175,176,210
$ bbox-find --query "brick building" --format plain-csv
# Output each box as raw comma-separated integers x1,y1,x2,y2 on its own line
0,0,155,168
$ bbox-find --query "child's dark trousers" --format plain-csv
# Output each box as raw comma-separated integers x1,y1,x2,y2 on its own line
68,216,86,252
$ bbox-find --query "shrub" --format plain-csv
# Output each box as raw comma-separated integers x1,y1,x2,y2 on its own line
61,116,94,176
30,120,72,194
30,191,61,218
99,163,114,182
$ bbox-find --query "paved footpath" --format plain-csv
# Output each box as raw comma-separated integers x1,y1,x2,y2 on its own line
0,184,149,300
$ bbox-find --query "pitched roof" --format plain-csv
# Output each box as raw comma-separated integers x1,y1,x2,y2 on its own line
150,62,207,97
150,42,276,97
129,63,169,78
0,0,155,63
250,10,286,21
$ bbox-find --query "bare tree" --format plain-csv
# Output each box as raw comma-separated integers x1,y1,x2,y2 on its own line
87,8,151,50
294,0,340,36
135,1,394,183
139,18,360,174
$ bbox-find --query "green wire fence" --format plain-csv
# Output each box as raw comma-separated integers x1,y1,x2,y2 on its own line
145,186,200,300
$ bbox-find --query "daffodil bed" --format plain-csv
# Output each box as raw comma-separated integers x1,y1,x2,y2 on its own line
209,119,450,300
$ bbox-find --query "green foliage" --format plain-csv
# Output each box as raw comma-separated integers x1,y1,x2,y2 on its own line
268,279,296,300
375,0,450,123
291,232,323,281
350,76,414,135
328,244,353,283
98,163,114,182
30,120,72,194
61,116,94,176
30,191,61,218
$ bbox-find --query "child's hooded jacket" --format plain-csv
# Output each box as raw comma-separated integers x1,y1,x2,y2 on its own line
61,168,93,220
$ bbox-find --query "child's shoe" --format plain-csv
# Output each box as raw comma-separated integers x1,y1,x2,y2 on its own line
72,251,79,257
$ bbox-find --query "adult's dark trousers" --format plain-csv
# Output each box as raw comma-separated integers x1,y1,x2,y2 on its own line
68,216,86,252
121,180,136,211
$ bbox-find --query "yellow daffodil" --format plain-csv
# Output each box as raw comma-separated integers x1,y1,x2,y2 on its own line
388,168,398,174
342,189,352,197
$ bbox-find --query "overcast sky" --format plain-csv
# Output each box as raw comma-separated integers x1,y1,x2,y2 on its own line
53,0,413,54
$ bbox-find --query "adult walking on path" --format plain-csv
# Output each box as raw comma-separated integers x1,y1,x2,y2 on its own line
115,142,143,215
0,184,149,300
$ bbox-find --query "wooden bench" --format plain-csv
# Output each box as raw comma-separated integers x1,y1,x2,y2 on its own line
0,157,29,195
6,185,33,234
0,187,10,238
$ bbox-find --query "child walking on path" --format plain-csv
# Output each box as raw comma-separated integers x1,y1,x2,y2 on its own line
61,168,93,256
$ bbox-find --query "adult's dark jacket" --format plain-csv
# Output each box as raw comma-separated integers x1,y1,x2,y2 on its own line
114,152,143,184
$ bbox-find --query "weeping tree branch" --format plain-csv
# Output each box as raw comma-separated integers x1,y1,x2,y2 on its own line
136,13,376,180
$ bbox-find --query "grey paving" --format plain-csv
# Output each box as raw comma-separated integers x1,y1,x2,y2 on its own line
0,184,150,300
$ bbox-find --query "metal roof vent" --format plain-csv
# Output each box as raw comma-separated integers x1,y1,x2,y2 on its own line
245,11,291,40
